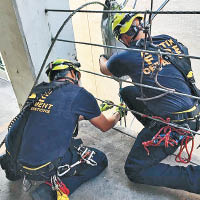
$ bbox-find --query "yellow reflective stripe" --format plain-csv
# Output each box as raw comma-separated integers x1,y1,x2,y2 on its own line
52,65,69,71
172,113,200,122
22,162,51,171
173,106,196,114
172,117,194,122
187,71,193,78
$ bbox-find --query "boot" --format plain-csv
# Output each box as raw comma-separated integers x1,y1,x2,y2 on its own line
31,183,56,200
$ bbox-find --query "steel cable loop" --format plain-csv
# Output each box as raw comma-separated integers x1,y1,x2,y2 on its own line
45,9,200,15
95,97,200,136
57,39,200,60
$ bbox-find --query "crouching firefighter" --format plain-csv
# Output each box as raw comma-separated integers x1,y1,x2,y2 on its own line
0,59,122,200
99,11,200,194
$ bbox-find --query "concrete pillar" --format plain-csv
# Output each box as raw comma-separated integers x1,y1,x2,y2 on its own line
0,0,35,108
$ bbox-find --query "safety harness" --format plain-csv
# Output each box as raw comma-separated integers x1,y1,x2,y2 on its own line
3,80,98,199
135,39,200,163
43,142,97,199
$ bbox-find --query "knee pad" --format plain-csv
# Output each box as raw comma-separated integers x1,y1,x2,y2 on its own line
124,159,144,183
0,154,22,181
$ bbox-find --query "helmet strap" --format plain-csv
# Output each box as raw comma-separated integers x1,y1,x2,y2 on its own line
126,24,142,42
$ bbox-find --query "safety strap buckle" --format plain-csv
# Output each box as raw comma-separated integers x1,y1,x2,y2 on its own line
57,160,81,177
77,146,97,166
22,175,32,192
57,146,97,177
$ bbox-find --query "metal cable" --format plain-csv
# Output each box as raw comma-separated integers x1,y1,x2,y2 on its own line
45,9,200,15
79,69,200,101
95,97,200,136
57,38,200,60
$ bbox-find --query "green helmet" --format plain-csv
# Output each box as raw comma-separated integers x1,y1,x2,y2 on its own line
112,12,143,40
46,59,80,82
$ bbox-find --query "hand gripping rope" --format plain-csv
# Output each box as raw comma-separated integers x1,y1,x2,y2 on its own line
142,116,194,164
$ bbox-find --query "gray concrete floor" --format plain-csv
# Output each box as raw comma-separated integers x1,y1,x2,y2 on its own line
1,76,200,200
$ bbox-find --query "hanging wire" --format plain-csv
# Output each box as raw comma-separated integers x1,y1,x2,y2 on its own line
150,0,170,22
149,0,154,34
133,0,138,9
138,11,148,100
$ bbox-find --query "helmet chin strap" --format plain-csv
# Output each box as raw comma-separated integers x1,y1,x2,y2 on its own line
119,24,143,47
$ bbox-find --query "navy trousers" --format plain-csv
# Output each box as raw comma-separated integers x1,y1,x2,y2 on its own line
120,86,200,194
61,146,108,194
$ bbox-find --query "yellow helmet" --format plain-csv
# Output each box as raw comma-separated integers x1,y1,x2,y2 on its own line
46,59,81,82
112,12,143,40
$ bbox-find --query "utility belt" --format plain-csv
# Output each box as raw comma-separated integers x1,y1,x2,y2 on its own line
170,103,200,123
149,102,200,132
18,138,97,192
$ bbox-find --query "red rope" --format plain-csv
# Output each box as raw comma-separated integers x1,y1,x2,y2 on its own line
142,116,194,163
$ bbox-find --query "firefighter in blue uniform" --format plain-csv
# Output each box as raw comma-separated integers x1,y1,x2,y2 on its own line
0,59,124,200
99,12,200,194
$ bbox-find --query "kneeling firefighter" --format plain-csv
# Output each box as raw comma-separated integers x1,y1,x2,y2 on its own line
99,11,200,194
0,59,124,200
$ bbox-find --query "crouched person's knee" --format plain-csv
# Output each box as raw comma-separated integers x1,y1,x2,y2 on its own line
0,153,22,181
89,147,108,169
124,158,144,184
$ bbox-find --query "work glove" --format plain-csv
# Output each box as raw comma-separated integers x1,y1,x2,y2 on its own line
100,100,114,112
116,103,128,119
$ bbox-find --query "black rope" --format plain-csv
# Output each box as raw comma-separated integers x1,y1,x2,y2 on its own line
34,1,105,89
45,9,200,14
57,39,200,60
139,11,148,100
